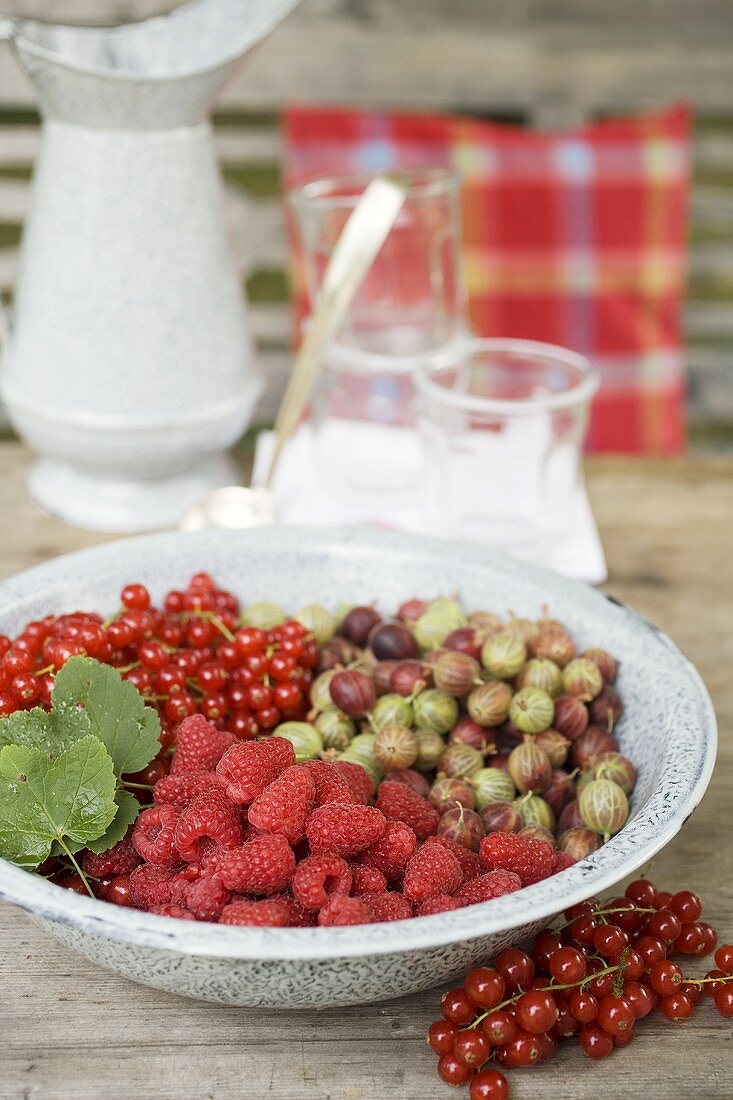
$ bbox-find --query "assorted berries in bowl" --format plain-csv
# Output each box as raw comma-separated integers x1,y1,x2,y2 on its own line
0,528,717,1007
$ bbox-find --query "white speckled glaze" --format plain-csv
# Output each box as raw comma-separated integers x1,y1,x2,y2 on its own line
0,0,300,531
0,529,717,1007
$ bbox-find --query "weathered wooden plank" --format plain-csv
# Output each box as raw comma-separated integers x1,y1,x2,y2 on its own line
3,124,732,176
1,1,732,113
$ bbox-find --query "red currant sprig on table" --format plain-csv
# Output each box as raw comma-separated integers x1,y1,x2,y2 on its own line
0,573,318,752
427,878,732,1097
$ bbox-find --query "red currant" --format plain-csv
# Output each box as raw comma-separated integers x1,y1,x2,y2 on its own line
11,674,41,704
235,627,266,657
164,691,197,723
579,1023,614,1060
669,890,702,924
437,1052,472,1086
481,1009,517,1046
649,959,683,995
138,641,168,671
680,982,703,1006
623,980,655,1019
495,948,534,994
597,994,635,1036
593,923,629,956
714,986,733,1018
714,944,733,975
703,969,729,996
531,930,562,971
469,1069,508,1100
625,878,657,908
646,908,682,945
661,991,694,1021
515,990,559,1034
636,935,667,969
675,922,707,955
427,1019,457,1055
548,945,587,984
464,967,505,1009
453,1027,490,1068
120,583,150,610
441,988,476,1026
698,922,718,955
505,1028,543,1067
569,990,598,1023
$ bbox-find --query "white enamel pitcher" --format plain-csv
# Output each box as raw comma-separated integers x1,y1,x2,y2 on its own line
0,0,300,532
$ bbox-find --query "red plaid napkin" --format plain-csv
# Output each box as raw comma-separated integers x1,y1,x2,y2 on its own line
283,103,691,454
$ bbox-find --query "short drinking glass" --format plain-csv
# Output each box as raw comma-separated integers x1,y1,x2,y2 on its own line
416,338,600,556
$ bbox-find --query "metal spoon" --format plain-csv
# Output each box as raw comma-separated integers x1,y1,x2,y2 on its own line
179,176,407,531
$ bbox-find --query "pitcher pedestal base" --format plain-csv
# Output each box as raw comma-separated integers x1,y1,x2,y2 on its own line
27,454,243,533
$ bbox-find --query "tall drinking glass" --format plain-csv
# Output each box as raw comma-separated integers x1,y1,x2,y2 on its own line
288,168,465,357
415,339,600,556
288,169,467,507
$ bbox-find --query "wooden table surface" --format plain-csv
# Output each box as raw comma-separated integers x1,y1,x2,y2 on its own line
1,442,731,1100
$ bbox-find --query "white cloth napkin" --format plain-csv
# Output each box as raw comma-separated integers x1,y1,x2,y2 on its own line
252,426,607,584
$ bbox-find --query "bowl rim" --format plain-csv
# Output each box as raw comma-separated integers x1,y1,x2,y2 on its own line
0,527,718,960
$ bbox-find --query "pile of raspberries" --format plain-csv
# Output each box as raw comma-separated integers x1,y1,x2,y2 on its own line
83,716,574,927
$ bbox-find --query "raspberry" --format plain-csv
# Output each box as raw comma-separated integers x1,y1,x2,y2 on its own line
305,803,386,858
480,831,554,886
455,870,522,904
317,894,371,926
350,865,388,896
217,834,296,895
387,769,431,798
199,838,226,872
153,770,222,809
216,737,295,804
357,821,418,884
174,789,243,862
417,894,465,916
185,872,231,921
302,760,356,805
376,780,440,841
170,715,236,775
129,863,176,909
82,831,140,877
362,891,414,922
551,850,576,874
424,835,484,885
403,844,463,903
292,853,353,911
247,765,315,845
148,904,196,920
132,805,180,866
331,760,375,804
170,866,199,907
219,897,294,927
282,896,317,927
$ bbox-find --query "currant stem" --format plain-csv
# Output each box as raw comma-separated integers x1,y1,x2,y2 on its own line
56,838,95,899
554,902,655,932
687,974,733,986
467,960,630,1029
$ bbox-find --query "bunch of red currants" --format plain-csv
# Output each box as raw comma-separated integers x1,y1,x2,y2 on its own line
427,879,733,1098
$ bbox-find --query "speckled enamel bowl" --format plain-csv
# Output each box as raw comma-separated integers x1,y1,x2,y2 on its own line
0,529,717,1007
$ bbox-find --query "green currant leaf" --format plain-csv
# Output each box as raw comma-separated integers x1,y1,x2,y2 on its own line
0,736,117,870
85,789,140,854
52,657,160,777
0,706,93,756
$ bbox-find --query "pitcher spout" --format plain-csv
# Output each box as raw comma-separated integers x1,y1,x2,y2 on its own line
6,0,302,129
